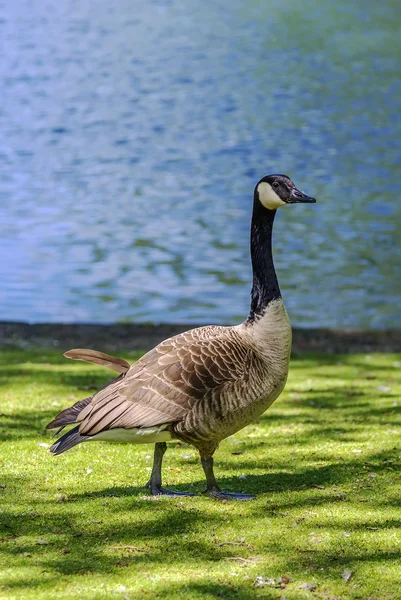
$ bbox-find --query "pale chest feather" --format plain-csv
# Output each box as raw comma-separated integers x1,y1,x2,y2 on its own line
239,300,292,408
239,299,292,366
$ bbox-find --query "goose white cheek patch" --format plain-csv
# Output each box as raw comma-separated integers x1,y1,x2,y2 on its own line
257,182,286,209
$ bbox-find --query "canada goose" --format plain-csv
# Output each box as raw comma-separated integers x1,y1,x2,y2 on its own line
46,174,316,500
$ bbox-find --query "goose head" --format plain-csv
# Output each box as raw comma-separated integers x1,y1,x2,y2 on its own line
255,174,316,210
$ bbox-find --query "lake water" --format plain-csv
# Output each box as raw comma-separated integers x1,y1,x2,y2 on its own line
1,0,400,329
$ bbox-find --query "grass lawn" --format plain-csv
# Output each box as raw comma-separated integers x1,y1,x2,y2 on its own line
0,347,400,599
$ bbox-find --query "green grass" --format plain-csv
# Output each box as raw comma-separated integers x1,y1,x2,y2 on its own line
1,348,400,600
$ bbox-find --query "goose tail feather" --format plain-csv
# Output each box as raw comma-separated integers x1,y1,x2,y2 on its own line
64,348,130,374
46,396,92,431
50,426,91,455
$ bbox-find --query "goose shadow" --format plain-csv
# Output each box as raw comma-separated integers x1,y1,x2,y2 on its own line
71,446,400,504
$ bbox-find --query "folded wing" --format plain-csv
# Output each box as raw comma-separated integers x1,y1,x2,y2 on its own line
75,326,250,436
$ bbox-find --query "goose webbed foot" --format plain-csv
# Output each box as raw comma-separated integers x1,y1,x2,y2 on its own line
146,482,195,497
203,487,256,501
201,456,256,501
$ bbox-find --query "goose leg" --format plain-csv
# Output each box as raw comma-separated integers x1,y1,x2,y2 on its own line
201,456,255,501
145,442,195,497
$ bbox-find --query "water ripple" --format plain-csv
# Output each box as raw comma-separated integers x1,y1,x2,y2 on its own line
0,0,400,328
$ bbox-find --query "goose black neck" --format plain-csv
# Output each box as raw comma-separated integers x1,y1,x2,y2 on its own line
247,199,281,322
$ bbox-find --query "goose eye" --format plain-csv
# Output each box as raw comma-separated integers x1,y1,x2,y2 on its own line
272,181,279,189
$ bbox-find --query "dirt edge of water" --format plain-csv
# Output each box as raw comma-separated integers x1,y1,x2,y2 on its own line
1,321,400,354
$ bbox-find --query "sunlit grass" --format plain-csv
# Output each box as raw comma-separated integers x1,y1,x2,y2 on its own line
1,349,400,599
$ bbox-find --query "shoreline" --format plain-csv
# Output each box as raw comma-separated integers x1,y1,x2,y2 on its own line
0,321,400,354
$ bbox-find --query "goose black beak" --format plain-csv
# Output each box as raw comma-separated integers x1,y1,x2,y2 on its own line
289,188,316,204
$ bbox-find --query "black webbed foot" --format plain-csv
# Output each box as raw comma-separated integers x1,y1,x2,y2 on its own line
203,488,255,501
200,456,255,500
146,483,196,497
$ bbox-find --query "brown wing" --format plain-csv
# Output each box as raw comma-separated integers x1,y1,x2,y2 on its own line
76,326,250,436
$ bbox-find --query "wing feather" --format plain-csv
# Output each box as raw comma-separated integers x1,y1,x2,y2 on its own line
64,349,130,373
75,326,251,435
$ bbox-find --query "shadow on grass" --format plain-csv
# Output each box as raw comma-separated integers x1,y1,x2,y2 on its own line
0,366,111,390
1,348,401,596
68,446,399,504
0,348,138,367
1,453,401,597
1,481,401,595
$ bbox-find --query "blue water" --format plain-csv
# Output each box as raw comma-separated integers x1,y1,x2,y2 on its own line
1,0,400,328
